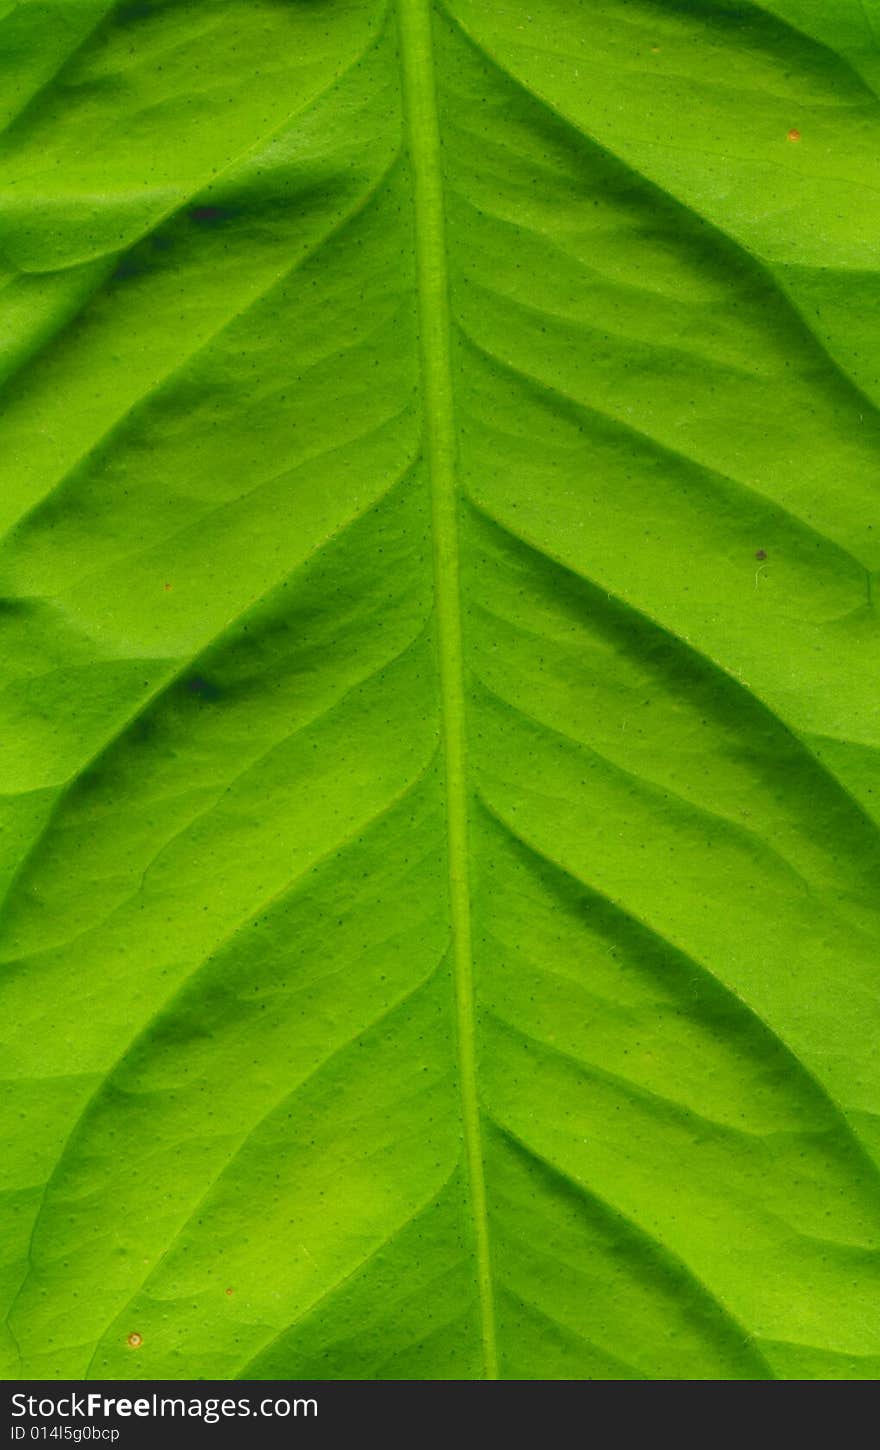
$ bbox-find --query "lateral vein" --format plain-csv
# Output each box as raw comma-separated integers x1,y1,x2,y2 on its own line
396,0,498,1380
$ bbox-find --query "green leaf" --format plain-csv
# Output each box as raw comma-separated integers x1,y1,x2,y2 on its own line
1,0,879,1382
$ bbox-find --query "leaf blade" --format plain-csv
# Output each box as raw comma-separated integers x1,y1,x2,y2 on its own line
1,0,879,1381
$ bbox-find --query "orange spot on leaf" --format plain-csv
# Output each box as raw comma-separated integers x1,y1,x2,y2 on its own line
787,128,801,142
127,1332,143,1349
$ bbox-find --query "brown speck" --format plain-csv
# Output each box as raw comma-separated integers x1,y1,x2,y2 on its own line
755,548,767,560
787,128,800,142
127,1332,143,1349
163,582,172,591
225,1287,234,1296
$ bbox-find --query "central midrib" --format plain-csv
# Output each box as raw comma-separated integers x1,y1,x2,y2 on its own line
396,0,499,1380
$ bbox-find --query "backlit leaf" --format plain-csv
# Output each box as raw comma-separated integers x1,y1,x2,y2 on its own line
1,0,879,1381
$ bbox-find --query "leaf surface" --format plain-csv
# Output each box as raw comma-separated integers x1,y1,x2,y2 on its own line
1,0,879,1381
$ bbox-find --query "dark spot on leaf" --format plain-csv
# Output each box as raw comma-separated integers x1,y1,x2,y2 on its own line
112,254,145,282
191,206,235,226
755,549,767,560
187,676,221,701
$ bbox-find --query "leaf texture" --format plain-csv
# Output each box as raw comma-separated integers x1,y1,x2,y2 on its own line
1,0,880,1381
